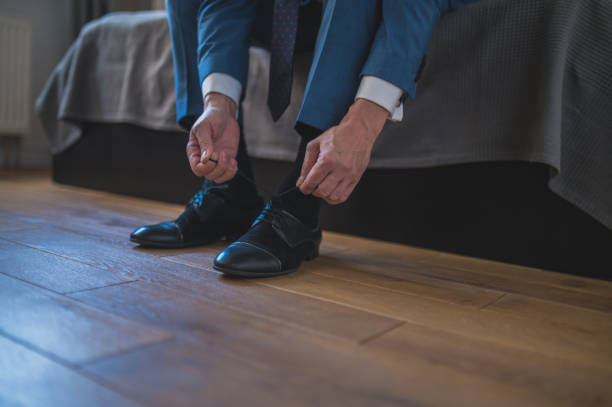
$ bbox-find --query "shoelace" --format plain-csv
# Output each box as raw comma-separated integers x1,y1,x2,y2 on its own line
256,203,281,223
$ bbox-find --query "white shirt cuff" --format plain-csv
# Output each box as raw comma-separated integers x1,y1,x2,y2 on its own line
355,75,404,122
201,73,242,118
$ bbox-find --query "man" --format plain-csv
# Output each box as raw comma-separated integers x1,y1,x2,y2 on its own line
131,0,475,277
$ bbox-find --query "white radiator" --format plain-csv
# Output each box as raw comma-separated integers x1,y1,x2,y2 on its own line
0,14,32,136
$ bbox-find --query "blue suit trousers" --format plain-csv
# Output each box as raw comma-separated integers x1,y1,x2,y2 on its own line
166,0,474,133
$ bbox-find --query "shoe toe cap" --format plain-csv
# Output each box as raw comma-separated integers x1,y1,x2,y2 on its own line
214,242,282,276
130,222,182,245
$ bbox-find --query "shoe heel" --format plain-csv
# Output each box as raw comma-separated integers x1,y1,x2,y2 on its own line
305,242,320,261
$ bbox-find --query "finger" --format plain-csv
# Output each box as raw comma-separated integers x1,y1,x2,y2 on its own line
215,159,238,184
187,122,215,176
192,122,213,164
200,148,212,164
327,179,352,204
193,159,217,177
208,151,230,181
200,144,216,168
339,181,358,203
194,149,218,177
297,140,319,187
186,137,203,175
210,158,234,183
299,159,331,195
215,160,238,184
312,173,342,199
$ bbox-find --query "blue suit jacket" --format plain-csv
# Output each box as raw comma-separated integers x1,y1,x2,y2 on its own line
172,0,476,130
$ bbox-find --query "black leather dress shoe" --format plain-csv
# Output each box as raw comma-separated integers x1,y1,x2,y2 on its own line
213,200,321,277
130,185,263,249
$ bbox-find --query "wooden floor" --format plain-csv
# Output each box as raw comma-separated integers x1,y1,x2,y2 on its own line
1,171,611,407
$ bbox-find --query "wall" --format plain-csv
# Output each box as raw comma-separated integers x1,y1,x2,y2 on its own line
0,0,74,168
0,0,161,169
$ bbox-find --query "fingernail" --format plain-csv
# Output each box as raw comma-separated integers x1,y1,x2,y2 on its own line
296,176,304,186
201,150,207,160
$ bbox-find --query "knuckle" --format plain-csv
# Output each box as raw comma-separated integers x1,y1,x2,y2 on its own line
316,188,329,197
304,184,317,194
303,181,315,191
322,185,335,196
319,159,332,170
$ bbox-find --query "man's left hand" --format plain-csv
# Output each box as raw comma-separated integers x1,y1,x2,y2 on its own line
297,99,390,205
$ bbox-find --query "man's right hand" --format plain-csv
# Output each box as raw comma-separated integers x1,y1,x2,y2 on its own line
187,93,239,183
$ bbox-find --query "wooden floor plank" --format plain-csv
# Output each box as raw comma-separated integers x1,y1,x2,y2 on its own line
0,215,38,232
85,338,326,407
424,251,612,297
150,247,612,375
321,230,440,261
290,255,504,307
362,323,612,407
482,293,612,336
0,204,166,243
416,259,612,313
0,273,171,364
318,224,612,302
0,179,181,244
73,281,572,407
86,337,563,407
0,239,132,294
255,270,612,370
323,248,612,313
0,178,182,221
2,225,399,343
319,228,612,306
166,249,504,311
70,282,336,406
0,335,138,407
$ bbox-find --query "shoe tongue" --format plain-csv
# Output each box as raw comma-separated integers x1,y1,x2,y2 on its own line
268,195,304,223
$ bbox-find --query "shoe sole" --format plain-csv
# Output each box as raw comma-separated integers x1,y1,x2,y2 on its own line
213,264,298,278
129,233,241,249
129,236,208,249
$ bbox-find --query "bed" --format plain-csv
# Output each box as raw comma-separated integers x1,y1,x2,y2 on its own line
37,3,612,278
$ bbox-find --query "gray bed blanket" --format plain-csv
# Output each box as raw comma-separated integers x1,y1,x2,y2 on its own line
37,2,612,230
36,11,182,155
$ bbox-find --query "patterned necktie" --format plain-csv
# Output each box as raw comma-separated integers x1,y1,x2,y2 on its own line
267,0,300,122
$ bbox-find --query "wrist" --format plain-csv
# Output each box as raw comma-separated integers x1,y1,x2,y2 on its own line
204,92,237,118
342,98,389,142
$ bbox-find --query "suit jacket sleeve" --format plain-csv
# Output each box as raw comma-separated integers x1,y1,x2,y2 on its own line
197,0,258,91
360,0,472,99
